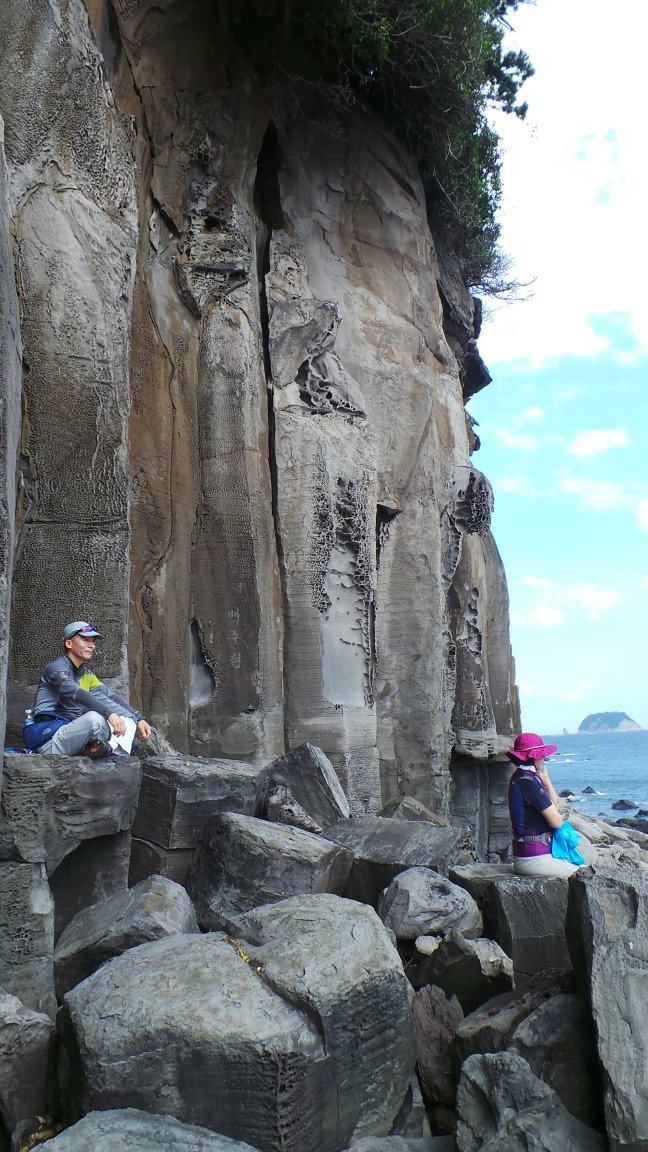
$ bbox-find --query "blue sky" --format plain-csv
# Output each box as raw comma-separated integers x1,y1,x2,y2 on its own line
467,0,648,735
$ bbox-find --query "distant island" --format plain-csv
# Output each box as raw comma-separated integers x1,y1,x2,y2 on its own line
579,712,644,733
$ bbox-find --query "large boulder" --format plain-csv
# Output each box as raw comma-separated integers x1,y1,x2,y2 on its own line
58,895,415,1150
36,1109,263,1150
0,754,141,872
235,895,416,1142
0,991,56,1144
455,1051,606,1152
454,986,557,1064
326,817,474,906
255,743,351,832
132,757,259,850
0,861,55,1015
187,812,353,931
566,862,648,1151
411,932,513,1013
49,830,133,941
378,868,482,940
128,838,196,887
54,875,199,997
449,864,571,984
509,993,603,1130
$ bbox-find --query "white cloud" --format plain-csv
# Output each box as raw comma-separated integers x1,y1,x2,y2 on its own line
478,0,648,366
567,428,629,455
559,476,630,511
523,406,544,422
562,679,599,703
516,578,619,621
511,602,564,629
637,500,648,531
493,430,538,452
561,584,619,620
497,475,529,493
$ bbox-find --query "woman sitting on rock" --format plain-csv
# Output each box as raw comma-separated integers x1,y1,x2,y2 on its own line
507,732,582,877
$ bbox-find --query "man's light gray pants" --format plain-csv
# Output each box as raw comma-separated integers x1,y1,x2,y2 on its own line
37,711,110,756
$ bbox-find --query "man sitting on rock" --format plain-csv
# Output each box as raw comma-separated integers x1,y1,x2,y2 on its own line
25,620,151,758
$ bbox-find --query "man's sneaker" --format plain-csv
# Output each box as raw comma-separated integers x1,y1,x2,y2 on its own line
81,738,113,760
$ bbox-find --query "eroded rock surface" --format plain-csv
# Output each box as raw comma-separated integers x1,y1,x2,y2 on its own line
0,0,519,836
59,895,415,1150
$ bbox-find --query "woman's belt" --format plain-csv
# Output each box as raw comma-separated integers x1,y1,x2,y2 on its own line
513,832,552,844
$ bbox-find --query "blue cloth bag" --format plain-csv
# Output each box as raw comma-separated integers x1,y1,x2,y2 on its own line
551,819,586,865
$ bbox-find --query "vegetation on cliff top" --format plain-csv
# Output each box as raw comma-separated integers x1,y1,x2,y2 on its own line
223,0,533,288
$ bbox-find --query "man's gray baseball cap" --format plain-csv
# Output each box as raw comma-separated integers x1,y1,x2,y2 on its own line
63,620,103,640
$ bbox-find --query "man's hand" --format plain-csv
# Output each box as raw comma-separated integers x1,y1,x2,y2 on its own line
107,712,127,736
137,719,152,741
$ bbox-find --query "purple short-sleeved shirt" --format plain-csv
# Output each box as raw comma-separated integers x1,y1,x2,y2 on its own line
508,767,553,856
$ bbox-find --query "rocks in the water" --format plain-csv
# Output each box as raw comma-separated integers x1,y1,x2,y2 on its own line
187,812,353,932
456,1051,607,1151
53,875,199,998
558,790,573,798
449,864,571,985
610,799,638,811
0,991,56,1144
132,756,259,850
582,786,597,794
255,743,351,833
411,931,513,1013
325,816,474,905
34,1109,263,1150
58,895,415,1150
567,862,648,1150
378,868,483,940
0,753,141,871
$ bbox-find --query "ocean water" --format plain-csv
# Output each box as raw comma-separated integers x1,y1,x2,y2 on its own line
542,730,648,821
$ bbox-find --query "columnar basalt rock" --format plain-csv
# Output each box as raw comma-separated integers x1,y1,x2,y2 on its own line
0,0,519,826
0,117,21,781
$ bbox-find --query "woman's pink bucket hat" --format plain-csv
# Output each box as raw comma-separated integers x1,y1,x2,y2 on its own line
506,732,558,763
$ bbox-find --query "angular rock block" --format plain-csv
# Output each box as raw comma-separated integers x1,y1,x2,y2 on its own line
59,895,415,1150
411,984,463,1110
232,895,417,1143
255,743,351,832
326,817,474,906
0,861,55,1016
49,830,132,941
346,1140,451,1151
0,753,141,872
449,863,571,984
566,863,648,1151
34,1109,263,1150
510,993,603,1130
54,875,199,997
187,812,353,931
454,987,554,1065
0,991,56,1141
378,797,446,826
455,1051,606,1152
411,932,513,1014
132,756,259,849
378,867,482,940
129,837,195,887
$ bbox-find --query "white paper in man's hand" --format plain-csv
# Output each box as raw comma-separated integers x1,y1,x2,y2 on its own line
109,716,137,754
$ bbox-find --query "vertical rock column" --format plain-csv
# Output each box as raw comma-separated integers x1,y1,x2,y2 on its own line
109,0,284,759
0,117,21,762
0,0,138,694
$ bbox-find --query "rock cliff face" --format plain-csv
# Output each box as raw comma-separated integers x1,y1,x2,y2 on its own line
0,0,519,824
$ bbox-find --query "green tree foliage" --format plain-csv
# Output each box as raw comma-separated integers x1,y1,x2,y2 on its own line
222,0,533,288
